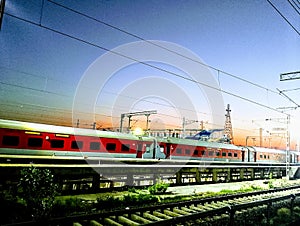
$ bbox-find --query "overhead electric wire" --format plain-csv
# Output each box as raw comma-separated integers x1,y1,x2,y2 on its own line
281,87,300,92
0,81,70,97
287,0,300,15
0,66,221,120
266,0,300,35
277,88,300,108
47,0,280,95
4,11,291,116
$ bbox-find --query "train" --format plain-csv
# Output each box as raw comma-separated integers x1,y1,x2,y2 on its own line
0,118,298,163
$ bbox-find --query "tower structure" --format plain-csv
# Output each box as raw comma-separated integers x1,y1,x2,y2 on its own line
224,104,234,144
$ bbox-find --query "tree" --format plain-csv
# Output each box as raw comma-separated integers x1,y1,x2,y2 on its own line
18,166,59,221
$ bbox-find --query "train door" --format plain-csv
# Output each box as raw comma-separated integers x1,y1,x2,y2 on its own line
290,153,295,163
166,143,171,159
136,141,143,158
241,148,245,162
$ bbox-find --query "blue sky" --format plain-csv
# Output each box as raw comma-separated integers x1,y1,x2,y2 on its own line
0,0,299,148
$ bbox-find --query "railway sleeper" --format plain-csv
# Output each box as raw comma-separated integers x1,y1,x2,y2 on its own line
181,206,198,213
89,220,103,226
73,222,82,226
198,205,214,211
103,217,123,226
190,205,205,212
130,213,153,224
153,210,173,219
117,215,139,226
143,212,163,221
204,203,221,209
172,207,191,215
164,209,182,217
214,201,229,208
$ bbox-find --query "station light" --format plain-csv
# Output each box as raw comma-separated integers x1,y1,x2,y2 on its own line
133,127,144,136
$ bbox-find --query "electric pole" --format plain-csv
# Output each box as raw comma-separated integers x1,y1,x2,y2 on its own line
224,104,234,144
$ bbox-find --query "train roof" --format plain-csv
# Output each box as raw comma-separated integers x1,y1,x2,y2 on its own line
248,146,287,154
157,136,243,150
0,119,152,141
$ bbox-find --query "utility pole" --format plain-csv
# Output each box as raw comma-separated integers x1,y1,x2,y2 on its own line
182,117,198,137
200,120,204,130
278,70,298,179
224,104,234,144
120,110,157,133
266,116,290,179
286,114,290,179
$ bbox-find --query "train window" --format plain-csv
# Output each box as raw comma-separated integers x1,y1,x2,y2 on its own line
234,153,238,158
264,155,266,159
71,141,83,149
160,146,164,153
216,151,220,156
2,135,19,146
90,142,100,150
28,138,43,147
260,154,263,159
222,152,226,157
176,148,182,154
228,152,232,157
201,150,206,156
209,151,214,156
106,143,116,151
50,139,64,148
145,144,151,153
193,150,198,156
121,144,130,152
185,149,190,155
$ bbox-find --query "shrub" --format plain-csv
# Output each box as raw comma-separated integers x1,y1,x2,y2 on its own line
18,166,59,221
270,207,292,225
96,195,120,210
148,180,169,195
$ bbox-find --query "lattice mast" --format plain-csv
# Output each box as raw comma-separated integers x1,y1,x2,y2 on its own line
224,104,234,144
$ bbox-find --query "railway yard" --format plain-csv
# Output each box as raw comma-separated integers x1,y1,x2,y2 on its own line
2,154,300,225
49,182,300,226
1,119,300,225
3,175,300,226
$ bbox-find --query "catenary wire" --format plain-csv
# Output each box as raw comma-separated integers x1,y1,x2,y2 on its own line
4,12,291,116
287,0,300,15
267,0,300,35
47,0,280,95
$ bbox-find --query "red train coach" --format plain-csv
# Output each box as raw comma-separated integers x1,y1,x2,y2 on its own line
0,119,297,164
0,119,153,158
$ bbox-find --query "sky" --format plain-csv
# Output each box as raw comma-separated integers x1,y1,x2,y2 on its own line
0,0,300,149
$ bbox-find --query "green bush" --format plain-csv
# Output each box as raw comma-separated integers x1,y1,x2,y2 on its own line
148,180,169,194
270,207,292,225
52,197,91,217
18,166,59,220
96,195,120,210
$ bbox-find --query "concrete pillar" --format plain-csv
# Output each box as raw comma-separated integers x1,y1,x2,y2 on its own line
250,168,254,180
212,169,218,182
226,168,231,182
127,173,134,186
176,171,182,185
92,174,100,192
195,169,201,183
240,168,244,180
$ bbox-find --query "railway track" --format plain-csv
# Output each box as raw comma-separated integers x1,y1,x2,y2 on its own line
35,185,300,226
